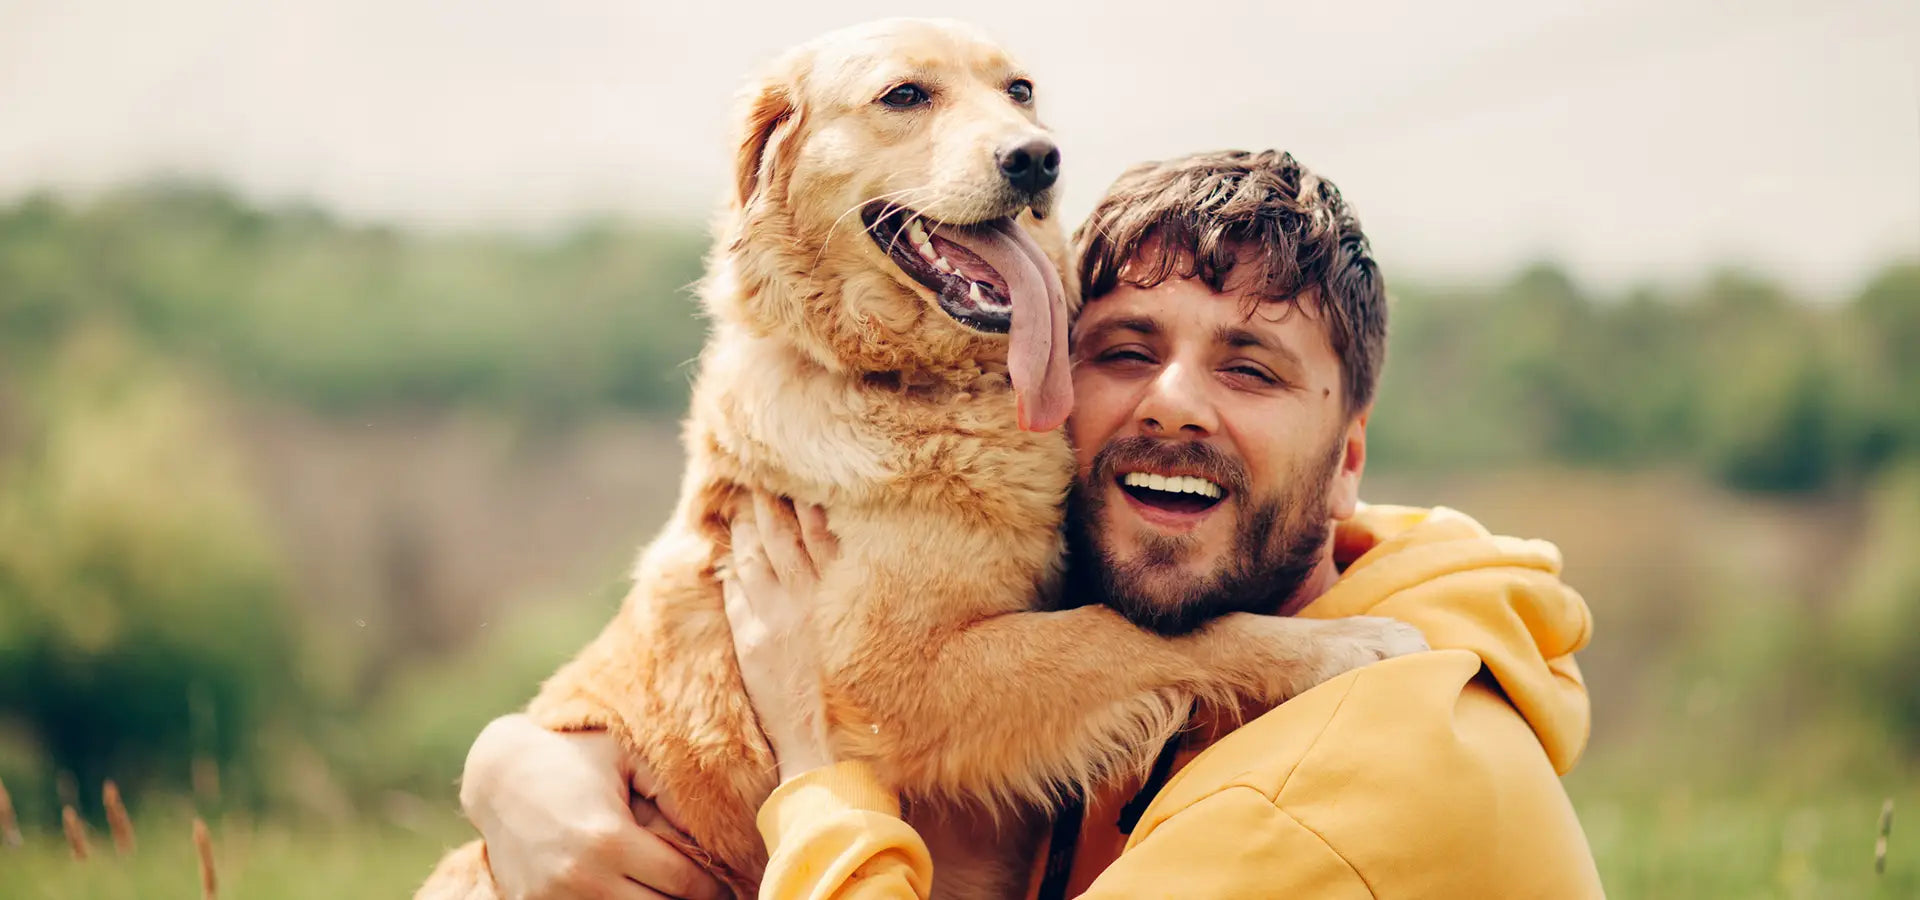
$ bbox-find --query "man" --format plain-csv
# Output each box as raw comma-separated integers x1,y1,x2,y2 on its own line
456,150,1603,898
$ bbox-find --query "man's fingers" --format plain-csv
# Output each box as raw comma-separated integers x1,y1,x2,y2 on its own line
629,768,697,849
619,885,678,900
752,491,817,584
721,571,763,651
628,754,663,803
727,507,776,612
796,503,840,570
613,827,729,900
572,876,673,900
729,504,765,575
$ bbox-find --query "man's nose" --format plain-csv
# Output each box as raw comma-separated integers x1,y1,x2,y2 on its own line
1137,363,1218,438
996,136,1060,195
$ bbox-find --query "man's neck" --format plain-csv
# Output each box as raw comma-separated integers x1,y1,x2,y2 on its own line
1272,552,1340,617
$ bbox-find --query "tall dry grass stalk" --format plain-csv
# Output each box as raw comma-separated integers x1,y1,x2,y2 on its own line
103,779,136,855
0,774,21,847
194,816,218,900
1878,797,1894,875
62,805,89,860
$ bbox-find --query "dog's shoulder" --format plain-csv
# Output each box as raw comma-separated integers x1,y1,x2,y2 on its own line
691,327,896,499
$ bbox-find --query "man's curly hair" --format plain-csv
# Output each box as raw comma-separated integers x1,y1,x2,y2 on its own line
1074,149,1387,412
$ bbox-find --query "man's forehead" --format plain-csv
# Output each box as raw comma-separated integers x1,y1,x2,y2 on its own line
1078,275,1324,340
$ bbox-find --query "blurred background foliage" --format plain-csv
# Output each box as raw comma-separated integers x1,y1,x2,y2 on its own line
1,183,1916,896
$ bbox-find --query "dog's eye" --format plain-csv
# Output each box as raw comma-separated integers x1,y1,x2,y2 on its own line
880,83,930,109
1007,79,1034,104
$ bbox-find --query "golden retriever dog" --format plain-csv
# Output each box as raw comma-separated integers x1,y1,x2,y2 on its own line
419,18,1422,899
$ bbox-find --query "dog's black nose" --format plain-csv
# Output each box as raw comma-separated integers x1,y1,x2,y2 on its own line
997,137,1060,194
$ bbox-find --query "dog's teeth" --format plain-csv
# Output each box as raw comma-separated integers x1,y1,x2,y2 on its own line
935,256,954,273
917,240,940,263
906,218,929,243
967,282,984,303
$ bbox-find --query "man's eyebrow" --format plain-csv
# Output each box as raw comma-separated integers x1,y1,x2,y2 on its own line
1077,316,1158,345
1215,324,1305,369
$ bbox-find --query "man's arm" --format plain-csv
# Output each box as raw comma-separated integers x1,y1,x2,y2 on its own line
754,761,933,900
745,770,1368,900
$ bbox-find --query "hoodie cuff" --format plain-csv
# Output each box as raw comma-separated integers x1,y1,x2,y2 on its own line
758,761,902,851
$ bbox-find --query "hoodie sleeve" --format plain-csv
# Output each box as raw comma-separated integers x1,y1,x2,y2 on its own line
1076,787,1372,898
755,762,933,900
753,771,1374,900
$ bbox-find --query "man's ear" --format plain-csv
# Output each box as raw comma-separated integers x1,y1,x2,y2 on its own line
733,77,797,210
1330,406,1370,521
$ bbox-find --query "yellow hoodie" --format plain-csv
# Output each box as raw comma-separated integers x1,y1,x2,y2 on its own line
755,504,1604,899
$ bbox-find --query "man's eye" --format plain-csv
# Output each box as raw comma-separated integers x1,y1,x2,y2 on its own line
1007,79,1034,104
1100,349,1153,364
1226,365,1277,384
880,84,930,109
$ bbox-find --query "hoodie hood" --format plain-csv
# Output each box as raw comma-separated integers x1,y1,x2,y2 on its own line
1301,503,1595,773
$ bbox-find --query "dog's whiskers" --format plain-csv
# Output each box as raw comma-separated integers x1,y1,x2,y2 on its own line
874,190,946,260
815,186,941,270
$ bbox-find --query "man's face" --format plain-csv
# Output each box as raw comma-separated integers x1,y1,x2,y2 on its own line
1065,256,1369,634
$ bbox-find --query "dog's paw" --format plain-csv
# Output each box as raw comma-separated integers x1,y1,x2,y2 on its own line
1304,615,1429,681
1354,615,1430,659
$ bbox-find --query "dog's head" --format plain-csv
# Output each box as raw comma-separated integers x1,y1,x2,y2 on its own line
713,18,1075,431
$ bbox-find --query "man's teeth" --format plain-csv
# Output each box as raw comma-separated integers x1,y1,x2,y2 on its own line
1121,472,1225,499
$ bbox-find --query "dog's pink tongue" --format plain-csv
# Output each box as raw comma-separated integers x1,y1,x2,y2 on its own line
954,220,1073,431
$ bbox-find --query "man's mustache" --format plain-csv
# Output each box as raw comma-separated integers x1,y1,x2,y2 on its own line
1086,436,1250,497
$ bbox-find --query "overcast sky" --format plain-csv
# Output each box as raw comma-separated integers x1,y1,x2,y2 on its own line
3,0,1915,296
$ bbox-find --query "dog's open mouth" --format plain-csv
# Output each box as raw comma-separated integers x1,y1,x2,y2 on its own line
862,204,1020,333
858,199,1074,432
1117,471,1229,514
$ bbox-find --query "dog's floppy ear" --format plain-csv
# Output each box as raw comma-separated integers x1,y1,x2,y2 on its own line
733,77,798,210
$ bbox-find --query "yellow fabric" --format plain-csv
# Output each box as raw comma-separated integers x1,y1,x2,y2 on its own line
757,761,934,900
755,504,1604,899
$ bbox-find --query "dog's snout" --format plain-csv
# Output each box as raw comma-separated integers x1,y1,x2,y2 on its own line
996,136,1060,194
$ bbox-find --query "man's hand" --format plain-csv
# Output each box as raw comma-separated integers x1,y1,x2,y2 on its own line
724,493,840,783
459,714,727,900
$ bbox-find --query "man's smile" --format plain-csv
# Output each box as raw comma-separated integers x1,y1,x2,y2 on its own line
1114,468,1229,531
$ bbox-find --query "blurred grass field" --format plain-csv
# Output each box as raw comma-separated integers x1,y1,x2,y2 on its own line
3,187,1917,896
5,786,1913,899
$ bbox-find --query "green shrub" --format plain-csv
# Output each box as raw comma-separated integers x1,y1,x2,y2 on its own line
0,329,301,815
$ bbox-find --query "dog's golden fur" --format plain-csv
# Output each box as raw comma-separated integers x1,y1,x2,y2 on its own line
419,19,1419,899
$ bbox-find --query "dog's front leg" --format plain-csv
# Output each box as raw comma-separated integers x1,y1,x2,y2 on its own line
827,595,1422,810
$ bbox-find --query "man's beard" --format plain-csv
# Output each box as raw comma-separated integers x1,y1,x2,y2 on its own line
1063,434,1343,636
